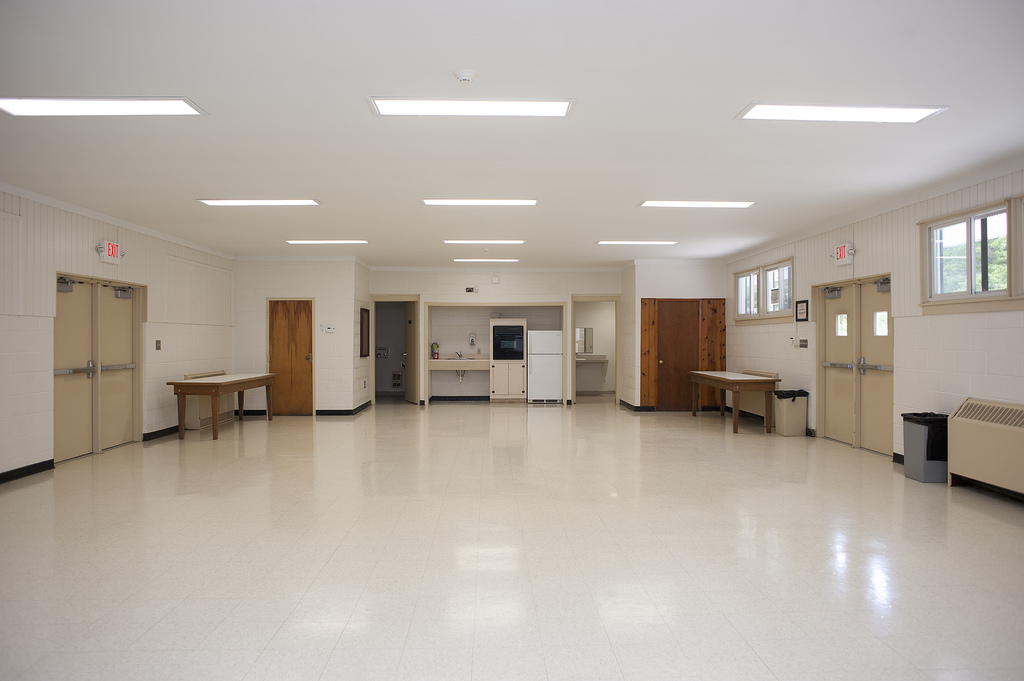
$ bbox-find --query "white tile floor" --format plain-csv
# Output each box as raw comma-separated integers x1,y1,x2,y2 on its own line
3,397,1024,681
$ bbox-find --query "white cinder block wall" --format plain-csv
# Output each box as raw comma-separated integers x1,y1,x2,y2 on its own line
0,185,236,474
726,166,1024,455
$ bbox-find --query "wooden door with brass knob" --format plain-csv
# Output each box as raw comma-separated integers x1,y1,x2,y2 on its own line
268,299,314,415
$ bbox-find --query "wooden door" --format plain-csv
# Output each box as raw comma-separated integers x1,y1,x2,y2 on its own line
268,300,314,415
404,302,418,404
859,283,894,455
656,300,700,411
54,280,94,462
99,285,134,449
823,285,855,444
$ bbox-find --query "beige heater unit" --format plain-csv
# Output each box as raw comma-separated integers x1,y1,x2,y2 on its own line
183,370,235,430
948,397,1024,493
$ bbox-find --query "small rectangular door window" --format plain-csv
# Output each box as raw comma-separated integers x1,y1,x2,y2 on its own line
874,311,889,336
836,313,848,337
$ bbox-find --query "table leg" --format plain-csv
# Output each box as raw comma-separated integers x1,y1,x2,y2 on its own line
720,389,726,417
692,382,698,416
211,393,220,440
764,390,773,434
266,385,274,421
176,394,186,439
731,390,740,433
238,390,245,421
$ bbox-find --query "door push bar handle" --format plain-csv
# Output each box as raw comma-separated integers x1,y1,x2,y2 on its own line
821,362,854,369
101,363,137,371
857,357,894,374
54,360,95,377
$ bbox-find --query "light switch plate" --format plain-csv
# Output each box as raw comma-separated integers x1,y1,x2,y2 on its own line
326,325,335,333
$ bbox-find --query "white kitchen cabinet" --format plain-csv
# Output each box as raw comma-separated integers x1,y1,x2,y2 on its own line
491,360,526,400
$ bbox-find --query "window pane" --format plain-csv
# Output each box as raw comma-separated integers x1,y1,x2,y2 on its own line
836,314,848,337
932,222,969,295
874,311,888,336
738,274,752,315
973,212,1007,292
779,264,792,311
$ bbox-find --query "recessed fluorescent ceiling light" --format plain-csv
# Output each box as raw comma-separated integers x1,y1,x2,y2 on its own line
454,258,519,263
0,97,202,116
199,199,319,206
372,98,572,117
424,199,537,206
444,240,525,245
740,103,946,123
286,240,367,245
598,241,678,245
642,201,754,208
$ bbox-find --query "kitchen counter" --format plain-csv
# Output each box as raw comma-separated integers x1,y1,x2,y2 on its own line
428,356,491,371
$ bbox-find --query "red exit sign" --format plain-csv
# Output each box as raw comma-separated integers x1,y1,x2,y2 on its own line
98,240,120,264
834,242,854,265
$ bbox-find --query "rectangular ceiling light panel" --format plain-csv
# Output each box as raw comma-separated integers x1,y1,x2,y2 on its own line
642,201,753,208
424,199,537,206
453,258,519,263
372,98,572,117
286,240,367,245
199,199,319,206
0,97,202,116
444,240,525,244
597,241,678,246
740,103,946,123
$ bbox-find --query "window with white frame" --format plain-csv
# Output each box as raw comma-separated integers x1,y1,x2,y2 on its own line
735,259,794,320
928,205,1008,299
736,269,758,317
765,261,793,315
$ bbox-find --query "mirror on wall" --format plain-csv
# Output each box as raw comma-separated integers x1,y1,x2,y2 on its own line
575,327,593,354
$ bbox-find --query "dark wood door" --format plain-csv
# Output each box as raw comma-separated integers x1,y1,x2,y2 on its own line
656,300,700,411
269,300,314,415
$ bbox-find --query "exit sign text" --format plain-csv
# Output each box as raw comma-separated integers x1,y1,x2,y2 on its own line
834,242,854,265
98,240,120,264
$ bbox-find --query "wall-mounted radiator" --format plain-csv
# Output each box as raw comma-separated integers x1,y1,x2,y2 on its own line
948,397,1024,493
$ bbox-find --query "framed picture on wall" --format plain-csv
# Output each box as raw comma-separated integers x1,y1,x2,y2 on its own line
795,299,809,322
359,308,370,357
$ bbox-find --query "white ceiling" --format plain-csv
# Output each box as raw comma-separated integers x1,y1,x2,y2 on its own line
2,0,1023,269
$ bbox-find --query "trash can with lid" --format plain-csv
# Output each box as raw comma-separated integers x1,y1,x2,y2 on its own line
901,412,948,483
773,389,808,437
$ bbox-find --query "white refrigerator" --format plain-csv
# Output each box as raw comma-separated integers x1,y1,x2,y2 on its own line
527,330,563,403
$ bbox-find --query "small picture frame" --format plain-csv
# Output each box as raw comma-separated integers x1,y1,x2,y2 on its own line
359,308,370,357
795,299,809,322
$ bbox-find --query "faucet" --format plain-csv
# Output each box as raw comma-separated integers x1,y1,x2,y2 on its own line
456,351,463,358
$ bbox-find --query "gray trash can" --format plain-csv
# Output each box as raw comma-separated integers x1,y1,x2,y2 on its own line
901,412,948,483
773,389,808,437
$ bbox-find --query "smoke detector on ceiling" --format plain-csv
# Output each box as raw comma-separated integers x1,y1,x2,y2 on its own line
454,69,477,83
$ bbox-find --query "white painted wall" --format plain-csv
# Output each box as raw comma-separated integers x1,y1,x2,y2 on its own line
726,166,1024,454
0,185,236,474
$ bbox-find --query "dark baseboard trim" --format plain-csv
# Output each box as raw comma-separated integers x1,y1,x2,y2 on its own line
419,400,425,406
0,459,55,485
566,399,572,405
892,453,905,465
143,426,179,441
240,409,268,416
429,396,490,403
317,401,371,416
806,428,816,437
619,400,656,412
949,474,1024,504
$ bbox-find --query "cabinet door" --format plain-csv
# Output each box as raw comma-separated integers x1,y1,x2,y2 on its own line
492,363,509,395
508,363,526,396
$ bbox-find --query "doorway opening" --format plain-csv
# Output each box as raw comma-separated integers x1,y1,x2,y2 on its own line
371,296,420,405
571,297,619,405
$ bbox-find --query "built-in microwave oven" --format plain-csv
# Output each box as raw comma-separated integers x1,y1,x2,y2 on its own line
492,324,525,360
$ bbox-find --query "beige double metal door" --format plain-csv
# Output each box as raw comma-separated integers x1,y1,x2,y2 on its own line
53,280,135,463
821,280,894,455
